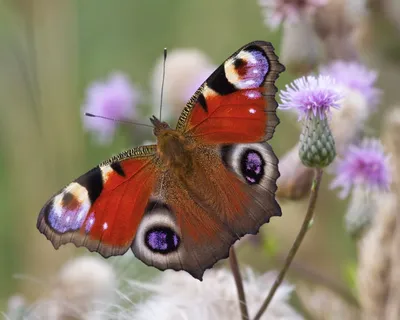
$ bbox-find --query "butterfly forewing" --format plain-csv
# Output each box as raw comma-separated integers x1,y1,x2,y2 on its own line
37,145,159,257
176,41,284,144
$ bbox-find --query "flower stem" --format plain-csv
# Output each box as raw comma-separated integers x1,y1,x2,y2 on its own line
253,168,324,320
229,247,249,320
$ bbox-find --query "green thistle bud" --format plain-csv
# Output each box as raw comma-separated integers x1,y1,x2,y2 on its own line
279,74,342,168
299,115,336,168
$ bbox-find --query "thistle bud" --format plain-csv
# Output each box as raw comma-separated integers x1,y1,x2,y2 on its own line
280,75,342,168
299,115,336,167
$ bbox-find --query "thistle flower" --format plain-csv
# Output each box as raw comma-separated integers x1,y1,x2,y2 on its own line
82,72,140,144
258,0,328,29
280,75,342,167
280,75,342,120
331,139,391,199
127,269,303,320
321,61,381,110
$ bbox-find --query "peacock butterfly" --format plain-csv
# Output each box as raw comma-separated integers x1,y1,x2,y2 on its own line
37,41,285,280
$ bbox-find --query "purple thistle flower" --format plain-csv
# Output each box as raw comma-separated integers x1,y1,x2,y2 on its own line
320,61,381,110
82,72,139,144
331,139,391,198
279,75,343,120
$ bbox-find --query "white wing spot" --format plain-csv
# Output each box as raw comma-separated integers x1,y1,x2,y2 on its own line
245,90,262,100
85,212,96,233
100,166,114,183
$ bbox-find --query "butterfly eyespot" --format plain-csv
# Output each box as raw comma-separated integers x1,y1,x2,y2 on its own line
145,226,180,254
225,48,270,90
46,183,91,233
240,149,265,185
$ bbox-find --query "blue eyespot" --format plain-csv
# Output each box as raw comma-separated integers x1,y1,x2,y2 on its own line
240,149,265,185
145,227,180,254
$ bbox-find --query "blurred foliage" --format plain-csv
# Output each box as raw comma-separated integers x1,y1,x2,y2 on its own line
343,260,358,294
0,0,399,315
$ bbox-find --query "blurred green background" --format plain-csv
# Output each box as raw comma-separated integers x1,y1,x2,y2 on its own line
0,0,399,312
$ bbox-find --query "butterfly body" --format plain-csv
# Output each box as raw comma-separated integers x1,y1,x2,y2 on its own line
152,119,195,175
38,41,285,280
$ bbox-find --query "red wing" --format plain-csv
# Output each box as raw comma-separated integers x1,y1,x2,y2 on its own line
175,41,284,144
37,145,159,257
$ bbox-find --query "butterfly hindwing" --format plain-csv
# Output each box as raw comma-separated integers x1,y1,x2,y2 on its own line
176,41,285,144
37,145,159,257
130,142,280,280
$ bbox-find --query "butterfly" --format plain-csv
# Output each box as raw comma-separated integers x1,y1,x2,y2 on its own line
37,41,285,280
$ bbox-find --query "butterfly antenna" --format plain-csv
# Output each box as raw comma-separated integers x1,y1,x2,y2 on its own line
159,47,167,121
85,113,154,128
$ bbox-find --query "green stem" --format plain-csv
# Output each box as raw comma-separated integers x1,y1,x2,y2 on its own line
253,168,324,320
229,247,249,320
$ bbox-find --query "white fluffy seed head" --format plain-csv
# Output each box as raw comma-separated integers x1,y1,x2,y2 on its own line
15,258,302,320
28,256,117,320
55,256,116,317
6,294,26,320
126,269,303,320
